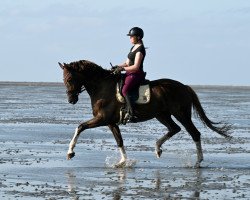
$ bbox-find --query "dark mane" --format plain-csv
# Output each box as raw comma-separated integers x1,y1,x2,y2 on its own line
67,60,111,77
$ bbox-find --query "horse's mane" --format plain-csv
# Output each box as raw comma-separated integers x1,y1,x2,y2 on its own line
67,60,110,76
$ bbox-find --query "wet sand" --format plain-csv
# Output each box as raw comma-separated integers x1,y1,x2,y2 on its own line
0,82,249,199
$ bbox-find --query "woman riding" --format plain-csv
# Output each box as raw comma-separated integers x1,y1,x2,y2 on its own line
114,27,146,122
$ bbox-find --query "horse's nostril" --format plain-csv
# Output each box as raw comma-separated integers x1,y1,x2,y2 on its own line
69,98,77,104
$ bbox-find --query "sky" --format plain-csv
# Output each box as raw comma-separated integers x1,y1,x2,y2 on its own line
0,0,249,85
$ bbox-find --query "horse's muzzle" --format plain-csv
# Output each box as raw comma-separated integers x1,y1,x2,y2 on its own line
68,95,78,104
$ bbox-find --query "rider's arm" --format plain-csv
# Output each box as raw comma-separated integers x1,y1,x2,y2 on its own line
124,52,143,72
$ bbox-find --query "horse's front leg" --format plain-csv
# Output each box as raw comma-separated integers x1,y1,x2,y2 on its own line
67,127,79,159
67,116,103,160
108,124,127,167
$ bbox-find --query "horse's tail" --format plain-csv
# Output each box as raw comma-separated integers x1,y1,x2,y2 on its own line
187,86,232,138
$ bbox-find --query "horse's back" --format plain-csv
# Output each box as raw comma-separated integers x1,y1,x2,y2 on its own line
149,78,192,105
150,78,187,89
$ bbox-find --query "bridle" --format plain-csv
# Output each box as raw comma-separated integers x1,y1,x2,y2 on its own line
66,86,85,97
64,70,85,97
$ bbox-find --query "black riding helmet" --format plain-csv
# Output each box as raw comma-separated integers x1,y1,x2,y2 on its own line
127,27,144,39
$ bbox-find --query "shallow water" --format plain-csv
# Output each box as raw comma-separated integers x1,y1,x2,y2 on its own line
0,82,249,199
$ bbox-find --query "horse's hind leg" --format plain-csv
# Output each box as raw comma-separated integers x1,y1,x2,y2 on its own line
155,114,181,158
175,114,203,167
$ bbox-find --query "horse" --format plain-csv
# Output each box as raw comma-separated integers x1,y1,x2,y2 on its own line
58,60,231,168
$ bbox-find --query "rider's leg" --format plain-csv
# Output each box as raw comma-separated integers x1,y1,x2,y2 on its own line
124,94,136,120
122,74,142,121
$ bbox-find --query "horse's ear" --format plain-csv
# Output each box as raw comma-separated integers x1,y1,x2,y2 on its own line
58,62,64,69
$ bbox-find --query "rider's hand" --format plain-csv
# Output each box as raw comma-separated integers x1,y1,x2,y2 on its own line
112,66,124,74
111,65,119,70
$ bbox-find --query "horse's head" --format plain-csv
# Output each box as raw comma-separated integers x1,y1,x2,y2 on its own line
59,62,84,104
59,60,113,104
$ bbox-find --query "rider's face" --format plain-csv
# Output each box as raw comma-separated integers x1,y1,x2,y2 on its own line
130,36,137,44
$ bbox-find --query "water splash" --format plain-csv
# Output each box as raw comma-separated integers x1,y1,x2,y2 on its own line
105,154,137,168
179,150,194,168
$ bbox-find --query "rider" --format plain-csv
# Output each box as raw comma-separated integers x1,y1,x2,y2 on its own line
114,27,146,122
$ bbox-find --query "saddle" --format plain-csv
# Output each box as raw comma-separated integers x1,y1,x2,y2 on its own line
116,74,151,104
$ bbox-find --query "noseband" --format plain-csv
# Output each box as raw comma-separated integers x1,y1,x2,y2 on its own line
66,86,85,96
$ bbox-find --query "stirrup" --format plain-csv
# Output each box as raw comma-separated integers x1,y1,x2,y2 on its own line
124,112,137,123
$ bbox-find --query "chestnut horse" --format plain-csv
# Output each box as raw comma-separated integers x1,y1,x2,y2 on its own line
59,60,231,167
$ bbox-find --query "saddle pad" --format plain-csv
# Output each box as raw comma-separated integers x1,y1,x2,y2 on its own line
116,84,150,104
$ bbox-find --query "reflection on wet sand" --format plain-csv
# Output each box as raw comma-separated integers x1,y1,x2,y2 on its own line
192,169,202,199
65,169,127,200
66,171,78,198
112,169,126,200
65,167,206,200
154,169,202,199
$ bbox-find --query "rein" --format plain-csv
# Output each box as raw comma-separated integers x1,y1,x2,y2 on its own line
101,63,119,80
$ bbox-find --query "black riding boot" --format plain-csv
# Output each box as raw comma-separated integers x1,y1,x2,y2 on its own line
124,94,137,122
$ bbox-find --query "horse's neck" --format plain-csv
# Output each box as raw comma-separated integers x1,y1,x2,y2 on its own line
83,76,116,101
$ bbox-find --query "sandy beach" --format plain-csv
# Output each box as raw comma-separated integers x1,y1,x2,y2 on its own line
0,82,249,199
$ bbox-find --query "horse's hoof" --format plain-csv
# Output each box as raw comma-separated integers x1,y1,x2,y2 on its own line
114,161,126,168
67,152,75,160
155,149,162,158
194,162,201,168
